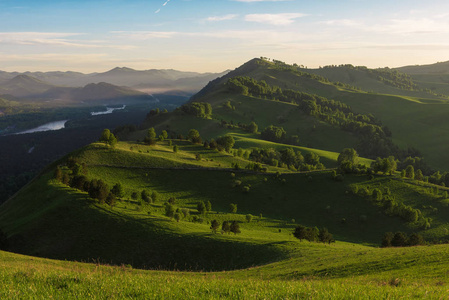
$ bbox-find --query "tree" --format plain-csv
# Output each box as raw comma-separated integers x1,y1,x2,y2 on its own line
408,233,425,246
405,165,415,179
195,153,202,161
222,221,231,234
131,191,138,200
216,135,235,152
205,200,212,212
88,179,109,203
230,221,241,235
111,183,124,199
106,192,116,207
381,232,394,247
141,190,151,203
197,201,206,214
174,213,181,222
161,130,168,140
248,121,258,134
151,191,159,203
261,125,286,142
99,129,111,143
415,169,424,181
188,129,202,144
229,203,237,214
337,148,358,166
145,127,157,145
293,225,307,242
165,203,175,218
246,214,253,223
108,133,117,148
54,166,63,181
318,228,334,244
173,145,178,153
391,232,408,247
210,220,220,233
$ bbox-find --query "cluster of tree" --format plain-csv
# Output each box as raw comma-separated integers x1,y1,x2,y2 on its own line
250,147,325,171
144,127,169,145
225,76,421,161
164,203,191,222
220,120,258,134
99,129,117,147
210,220,241,235
381,232,425,247
113,124,137,139
350,184,431,229
293,225,335,244
203,135,235,153
179,102,212,119
197,200,212,214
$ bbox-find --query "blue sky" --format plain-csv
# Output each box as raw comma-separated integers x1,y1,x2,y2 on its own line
1,0,449,72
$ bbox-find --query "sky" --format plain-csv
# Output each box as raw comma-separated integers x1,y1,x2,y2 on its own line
1,0,449,73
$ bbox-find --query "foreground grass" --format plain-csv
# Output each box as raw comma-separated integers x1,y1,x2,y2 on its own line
1,250,449,299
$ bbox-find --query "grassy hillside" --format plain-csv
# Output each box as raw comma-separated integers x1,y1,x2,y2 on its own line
170,58,449,171
2,140,448,267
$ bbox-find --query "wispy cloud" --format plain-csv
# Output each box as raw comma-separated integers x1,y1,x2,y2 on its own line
111,31,178,39
155,0,171,13
206,14,238,22
244,13,307,25
0,32,136,50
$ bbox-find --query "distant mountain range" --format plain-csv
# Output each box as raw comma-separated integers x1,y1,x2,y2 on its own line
0,67,229,97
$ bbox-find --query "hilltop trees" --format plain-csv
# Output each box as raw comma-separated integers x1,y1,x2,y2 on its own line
99,129,117,147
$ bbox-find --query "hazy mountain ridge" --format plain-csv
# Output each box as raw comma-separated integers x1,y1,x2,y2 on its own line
0,68,229,94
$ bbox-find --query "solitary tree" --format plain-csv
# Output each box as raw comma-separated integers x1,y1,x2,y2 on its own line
381,232,394,247
318,228,334,244
210,220,220,233
246,214,253,223
248,121,258,134
141,190,151,203
230,221,241,235
293,225,307,242
222,221,231,234
405,165,415,179
197,201,206,214
188,129,202,144
111,183,124,199
173,145,178,153
205,200,212,212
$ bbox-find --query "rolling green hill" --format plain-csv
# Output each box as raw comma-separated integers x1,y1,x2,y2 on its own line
1,138,449,296
156,58,449,171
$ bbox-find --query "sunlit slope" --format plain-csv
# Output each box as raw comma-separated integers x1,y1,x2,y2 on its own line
2,140,449,270
179,58,449,170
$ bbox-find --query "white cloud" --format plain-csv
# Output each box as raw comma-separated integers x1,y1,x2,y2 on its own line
245,13,307,25
206,14,238,22
111,31,178,39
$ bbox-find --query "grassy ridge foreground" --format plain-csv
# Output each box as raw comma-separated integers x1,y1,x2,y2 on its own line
1,247,449,299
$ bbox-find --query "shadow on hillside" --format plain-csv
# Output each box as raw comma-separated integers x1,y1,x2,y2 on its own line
5,185,288,272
